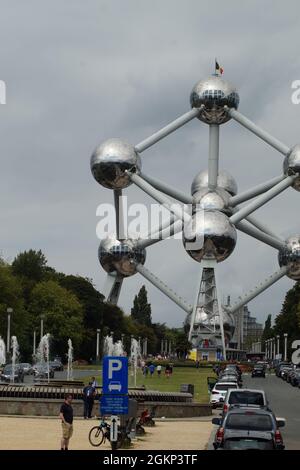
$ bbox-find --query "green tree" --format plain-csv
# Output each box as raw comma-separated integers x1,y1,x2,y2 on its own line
261,314,273,347
274,281,300,358
12,250,47,281
28,280,84,358
131,285,152,327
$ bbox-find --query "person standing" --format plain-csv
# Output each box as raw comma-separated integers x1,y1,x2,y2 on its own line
91,376,98,388
148,363,155,377
59,394,73,450
83,382,95,419
156,364,162,377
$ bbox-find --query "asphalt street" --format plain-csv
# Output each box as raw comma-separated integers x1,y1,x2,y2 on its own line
243,373,300,450
209,374,300,450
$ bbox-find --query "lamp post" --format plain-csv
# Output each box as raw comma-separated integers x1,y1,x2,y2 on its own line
276,335,280,358
96,329,100,362
284,333,288,361
6,308,13,354
273,338,276,360
33,330,36,357
40,315,44,340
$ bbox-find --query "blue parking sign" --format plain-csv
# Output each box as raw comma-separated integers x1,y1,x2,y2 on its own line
102,356,128,395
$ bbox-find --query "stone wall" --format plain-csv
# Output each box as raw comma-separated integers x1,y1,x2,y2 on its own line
0,397,211,418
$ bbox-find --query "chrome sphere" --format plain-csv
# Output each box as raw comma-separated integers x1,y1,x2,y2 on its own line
90,138,141,190
278,235,300,280
193,187,232,215
183,210,237,263
191,169,238,196
99,236,146,277
190,75,239,124
283,144,300,191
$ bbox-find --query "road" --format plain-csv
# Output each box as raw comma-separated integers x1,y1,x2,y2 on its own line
243,373,300,450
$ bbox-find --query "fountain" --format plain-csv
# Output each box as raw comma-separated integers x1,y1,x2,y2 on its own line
67,338,73,381
0,337,6,365
114,340,124,356
103,334,125,356
11,336,19,383
36,333,50,383
130,337,141,387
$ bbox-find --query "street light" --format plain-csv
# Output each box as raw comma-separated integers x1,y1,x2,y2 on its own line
96,329,101,362
284,333,288,361
40,314,45,339
276,334,280,358
6,308,13,353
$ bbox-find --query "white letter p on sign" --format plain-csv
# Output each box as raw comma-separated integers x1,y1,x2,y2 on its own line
108,359,122,379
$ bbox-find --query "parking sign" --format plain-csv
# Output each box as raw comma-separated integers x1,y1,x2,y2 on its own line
102,356,128,395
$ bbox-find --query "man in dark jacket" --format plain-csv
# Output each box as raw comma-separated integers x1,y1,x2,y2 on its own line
83,382,95,419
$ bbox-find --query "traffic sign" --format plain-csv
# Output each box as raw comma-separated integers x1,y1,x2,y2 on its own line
102,356,128,395
100,395,129,415
110,415,118,442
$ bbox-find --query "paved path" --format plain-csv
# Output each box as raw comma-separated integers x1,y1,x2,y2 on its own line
0,417,212,450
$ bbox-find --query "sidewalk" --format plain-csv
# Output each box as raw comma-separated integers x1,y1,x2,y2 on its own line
0,416,213,450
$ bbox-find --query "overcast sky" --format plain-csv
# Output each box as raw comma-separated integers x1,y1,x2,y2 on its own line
0,1,300,328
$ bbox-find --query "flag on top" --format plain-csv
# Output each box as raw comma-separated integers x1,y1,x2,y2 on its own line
215,59,224,75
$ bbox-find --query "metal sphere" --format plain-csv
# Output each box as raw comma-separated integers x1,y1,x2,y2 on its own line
90,138,141,190
190,75,239,124
193,187,232,215
283,144,300,191
278,235,300,280
182,210,237,263
99,236,146,277
191,169,238,196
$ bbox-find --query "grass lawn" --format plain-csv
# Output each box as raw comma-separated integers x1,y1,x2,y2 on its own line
76,366,214,403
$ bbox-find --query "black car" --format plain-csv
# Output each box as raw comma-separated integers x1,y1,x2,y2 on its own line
252,365,265,378
0,364,25,383
49,360,64,371
212,407,285,450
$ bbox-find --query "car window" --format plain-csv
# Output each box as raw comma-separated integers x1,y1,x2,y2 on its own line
226,413,273,431
228,391,264,406
215,384,237,391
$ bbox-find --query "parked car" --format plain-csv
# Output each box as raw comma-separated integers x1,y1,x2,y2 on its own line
286,368,296,384
33,364,55,379
49,360,64,371
212,407,285,450
0,364,25,383
222,389,268,416
252,364,266,378
280,366,294,381
275,362,291,377
19,363,34,375
289,369,300,386
210,382,239,409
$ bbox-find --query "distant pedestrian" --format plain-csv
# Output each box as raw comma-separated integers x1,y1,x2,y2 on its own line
59,394,73,450
157,364,162,377
83,382,95,419
148,363,155,377
143,365,149,377
91,376,98,388
165,364,171,378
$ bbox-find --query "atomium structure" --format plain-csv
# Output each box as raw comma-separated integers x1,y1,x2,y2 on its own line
90,71,300,360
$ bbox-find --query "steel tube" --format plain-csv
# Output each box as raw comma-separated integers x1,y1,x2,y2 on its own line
228,108,290,156
236,220,286,251
230,176,296,225
208,124,219,189
230,175,285,207
228,266,288,314
140,172,193,204
135,263,192,314
135,108,199,153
